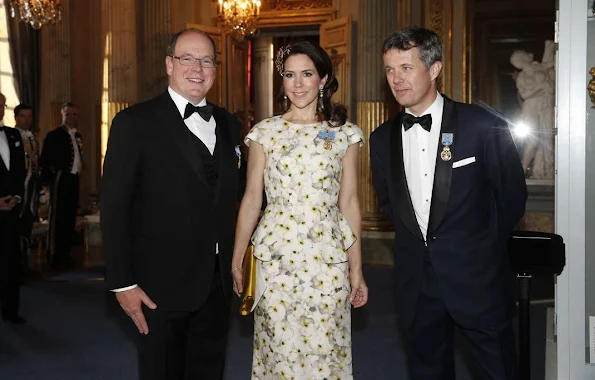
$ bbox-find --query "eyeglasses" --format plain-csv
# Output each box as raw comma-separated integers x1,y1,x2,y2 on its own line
171,55,216,68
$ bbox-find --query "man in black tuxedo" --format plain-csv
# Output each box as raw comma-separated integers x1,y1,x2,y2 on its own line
101,28,242,380
39,102,83,268
0,93,27,324
370,27,527,380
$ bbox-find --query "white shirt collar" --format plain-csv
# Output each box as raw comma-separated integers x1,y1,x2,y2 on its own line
405,92,443,118
168,87,207,119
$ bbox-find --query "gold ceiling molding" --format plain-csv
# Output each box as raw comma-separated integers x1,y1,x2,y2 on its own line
260,0,332,12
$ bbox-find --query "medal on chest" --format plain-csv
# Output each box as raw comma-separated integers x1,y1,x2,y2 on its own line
440,132,453,161
317,130,336,150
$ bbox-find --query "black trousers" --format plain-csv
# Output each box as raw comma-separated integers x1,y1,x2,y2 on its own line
402,258,518,380
48,172,78,264
0,211,21,318
138,265,231,380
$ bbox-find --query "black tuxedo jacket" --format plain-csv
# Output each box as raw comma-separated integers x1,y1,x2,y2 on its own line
370,96,527,329
100,92,242,311
40,126,83,185
0,127,25,222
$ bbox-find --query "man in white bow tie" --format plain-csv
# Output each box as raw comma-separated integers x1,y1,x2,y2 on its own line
40,102,83,270
370,27,527,380
0,93,27,324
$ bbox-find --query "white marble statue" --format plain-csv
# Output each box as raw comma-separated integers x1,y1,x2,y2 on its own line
510,40,556,180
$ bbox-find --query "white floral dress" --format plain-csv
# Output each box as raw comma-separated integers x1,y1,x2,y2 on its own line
244,116,364,380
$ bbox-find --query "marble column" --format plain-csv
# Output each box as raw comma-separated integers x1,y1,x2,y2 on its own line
252,37,273,125
39,0,72,139
98,0,137,172
137,0,171,101
356,0,397,231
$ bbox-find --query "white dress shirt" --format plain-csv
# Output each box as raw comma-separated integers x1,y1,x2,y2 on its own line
402,92,444,240
112,88,219,293
0,123,9,170
168,87,217,154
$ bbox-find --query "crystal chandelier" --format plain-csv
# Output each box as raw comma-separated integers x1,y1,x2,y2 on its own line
217,0,261,41
9,0,63,30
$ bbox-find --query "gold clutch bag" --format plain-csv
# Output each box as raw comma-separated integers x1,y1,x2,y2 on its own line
239,245,257,316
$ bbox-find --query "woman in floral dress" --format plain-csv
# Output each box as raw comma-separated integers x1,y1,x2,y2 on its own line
231,40,368,379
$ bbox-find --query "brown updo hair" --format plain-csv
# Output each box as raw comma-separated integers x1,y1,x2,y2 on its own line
276,40,347,127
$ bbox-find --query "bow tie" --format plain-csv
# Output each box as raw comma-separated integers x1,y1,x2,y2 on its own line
184,103,213,122
402,113,432,132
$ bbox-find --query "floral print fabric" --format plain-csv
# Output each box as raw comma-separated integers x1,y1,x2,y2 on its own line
245,116,364,380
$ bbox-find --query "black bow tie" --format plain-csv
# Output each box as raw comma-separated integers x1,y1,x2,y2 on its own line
184,103,213,122
402,113,432,132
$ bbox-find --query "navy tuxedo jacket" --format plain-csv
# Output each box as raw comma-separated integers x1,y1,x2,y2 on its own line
100,92,242,311
370,96,527,329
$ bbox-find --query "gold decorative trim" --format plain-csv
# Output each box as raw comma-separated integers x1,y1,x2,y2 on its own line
427,0,444,35
260,0,332,11
257,9,334,27
588,67,595,109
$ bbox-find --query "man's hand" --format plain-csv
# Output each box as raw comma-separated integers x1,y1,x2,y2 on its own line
0,195,15,211
115,287,157,335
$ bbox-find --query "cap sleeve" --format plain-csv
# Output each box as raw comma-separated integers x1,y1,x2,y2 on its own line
244,119,268,146
343,122,364,147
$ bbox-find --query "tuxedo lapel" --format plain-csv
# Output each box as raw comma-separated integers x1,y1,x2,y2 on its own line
212,106,233,205
390,114,424,240
155,92,212,192
427,96,457,235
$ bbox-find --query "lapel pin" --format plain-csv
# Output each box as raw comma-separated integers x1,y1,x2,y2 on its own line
235,145,241,168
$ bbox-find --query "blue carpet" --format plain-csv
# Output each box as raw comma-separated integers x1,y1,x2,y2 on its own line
0,267,550,379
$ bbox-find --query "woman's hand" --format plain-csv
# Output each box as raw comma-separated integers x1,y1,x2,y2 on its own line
231,262,244,297
349,270,368,308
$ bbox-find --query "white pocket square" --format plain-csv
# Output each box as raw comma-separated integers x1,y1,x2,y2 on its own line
15,141,20,147
452,156,475,168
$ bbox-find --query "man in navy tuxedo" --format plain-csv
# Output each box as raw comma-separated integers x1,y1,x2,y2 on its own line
370,27,527,380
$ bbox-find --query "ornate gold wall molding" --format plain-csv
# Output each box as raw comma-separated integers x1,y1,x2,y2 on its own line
257,9,335,27
261,0,332,11
256,0,336,27
395,0,469,102
426,0,445,34
424,0,452,96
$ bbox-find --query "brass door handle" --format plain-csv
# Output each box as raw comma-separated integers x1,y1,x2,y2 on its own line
589,67,595,109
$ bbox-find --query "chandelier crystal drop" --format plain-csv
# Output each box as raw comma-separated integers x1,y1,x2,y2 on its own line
9,0,62,30
217,0,261,41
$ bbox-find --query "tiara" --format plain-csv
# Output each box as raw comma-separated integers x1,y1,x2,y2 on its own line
275,46,291,76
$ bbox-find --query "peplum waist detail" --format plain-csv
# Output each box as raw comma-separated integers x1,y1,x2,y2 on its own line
250,203,357,263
